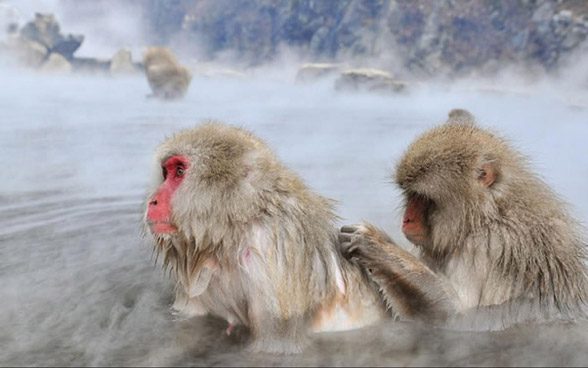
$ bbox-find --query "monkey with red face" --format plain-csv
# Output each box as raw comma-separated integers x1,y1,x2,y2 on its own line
340,109,588,327
144,123,396,353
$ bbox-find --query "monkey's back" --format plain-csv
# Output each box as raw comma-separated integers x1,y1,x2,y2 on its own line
147,123,386,351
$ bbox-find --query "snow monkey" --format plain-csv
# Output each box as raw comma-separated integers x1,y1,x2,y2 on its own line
340,109,588,327
143,47,191,100
144,123,396,353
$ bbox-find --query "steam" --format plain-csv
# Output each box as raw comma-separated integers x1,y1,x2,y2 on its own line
1,1,588,366
6,0,149,58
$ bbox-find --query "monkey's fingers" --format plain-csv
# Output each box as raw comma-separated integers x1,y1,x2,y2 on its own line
338,231,353,244
340,224,362,234
339,239,359,257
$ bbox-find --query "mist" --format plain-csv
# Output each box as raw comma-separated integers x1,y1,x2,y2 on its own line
2,1,588,366
5,0,148,58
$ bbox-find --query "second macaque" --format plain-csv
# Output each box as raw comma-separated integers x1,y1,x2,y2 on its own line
341,109,588,326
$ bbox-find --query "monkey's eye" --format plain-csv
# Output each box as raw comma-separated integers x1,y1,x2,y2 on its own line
162,167,168,180
176,166,185,177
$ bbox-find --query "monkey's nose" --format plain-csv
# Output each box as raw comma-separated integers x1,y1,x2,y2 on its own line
150,199,158,206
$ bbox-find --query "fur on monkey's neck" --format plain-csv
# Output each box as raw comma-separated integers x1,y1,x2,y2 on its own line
153,231,224,283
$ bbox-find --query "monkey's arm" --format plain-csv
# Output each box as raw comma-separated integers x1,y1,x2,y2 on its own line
339,224,458,322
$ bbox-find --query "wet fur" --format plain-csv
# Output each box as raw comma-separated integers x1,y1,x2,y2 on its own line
343,109,588,327
145,123,385,353
340,224,458,322
143,47,191,100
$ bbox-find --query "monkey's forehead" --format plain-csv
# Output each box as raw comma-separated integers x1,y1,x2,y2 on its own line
155,123,270,160
412,123,508,156
144,47,174,59
395,123,511,184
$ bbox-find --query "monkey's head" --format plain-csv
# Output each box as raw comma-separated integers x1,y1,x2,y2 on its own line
144,123,285,252
143,47,178,68
395,109,525,255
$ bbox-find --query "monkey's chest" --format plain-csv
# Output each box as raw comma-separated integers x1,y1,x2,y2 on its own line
195,273,251,327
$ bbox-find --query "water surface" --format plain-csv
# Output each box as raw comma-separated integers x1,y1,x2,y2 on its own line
1,68,588,366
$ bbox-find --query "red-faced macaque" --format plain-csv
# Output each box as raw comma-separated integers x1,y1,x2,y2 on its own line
143,47,191,100
144,123,391,353
340,109,588,327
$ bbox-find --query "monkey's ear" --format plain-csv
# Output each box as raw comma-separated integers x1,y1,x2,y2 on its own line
477,162,497,188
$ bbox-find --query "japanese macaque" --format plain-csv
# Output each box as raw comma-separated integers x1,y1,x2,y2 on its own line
340,109,588,327
143,47,191,100
144,123,388,353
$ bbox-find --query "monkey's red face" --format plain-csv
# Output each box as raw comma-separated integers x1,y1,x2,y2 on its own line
147,155,189,234
402,195,431,247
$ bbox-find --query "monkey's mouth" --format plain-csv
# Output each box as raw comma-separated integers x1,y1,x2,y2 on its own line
148,221,178,234
404,231,428,247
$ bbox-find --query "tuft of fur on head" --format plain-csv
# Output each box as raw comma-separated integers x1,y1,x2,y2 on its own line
143,47,180,67
395,109,588,314
447,108,476,125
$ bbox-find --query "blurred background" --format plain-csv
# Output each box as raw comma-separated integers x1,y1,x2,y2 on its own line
1,0,587,366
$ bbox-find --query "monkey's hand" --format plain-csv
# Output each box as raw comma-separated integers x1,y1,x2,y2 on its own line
338,223,458,322
338,223,397,265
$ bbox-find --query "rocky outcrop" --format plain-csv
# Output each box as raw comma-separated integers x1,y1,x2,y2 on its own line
129,0,588,76
19,13,83,61
70,57,111,74
6,1,588,79
0,3,20,40
384,1,588,75
0,12,82,72
295,63,343,83
334,68,408,94
0,12,145,76
110,49,139,75
191,63,246,79
40,52,72,73
2,37,47,67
